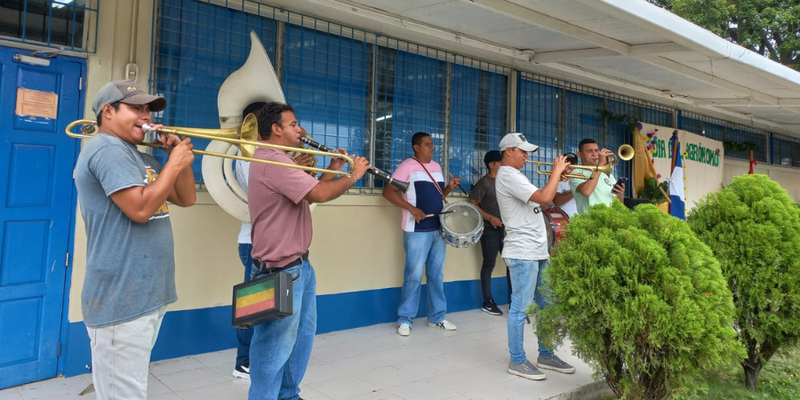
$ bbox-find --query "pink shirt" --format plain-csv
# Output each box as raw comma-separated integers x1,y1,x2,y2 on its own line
248,147,319,268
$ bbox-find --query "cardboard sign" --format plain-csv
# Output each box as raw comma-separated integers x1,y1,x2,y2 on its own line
15,88,58,119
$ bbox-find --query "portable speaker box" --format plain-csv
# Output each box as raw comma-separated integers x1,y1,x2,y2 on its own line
232,271,293,329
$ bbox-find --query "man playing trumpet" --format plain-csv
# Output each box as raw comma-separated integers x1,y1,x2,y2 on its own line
569,138,625,214
495,133,576,380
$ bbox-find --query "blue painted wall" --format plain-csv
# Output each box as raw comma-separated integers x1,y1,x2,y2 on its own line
61,277,510,376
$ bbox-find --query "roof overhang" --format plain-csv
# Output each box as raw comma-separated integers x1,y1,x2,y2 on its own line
260,0,800,137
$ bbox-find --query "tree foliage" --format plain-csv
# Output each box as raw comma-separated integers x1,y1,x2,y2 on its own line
539,201,742,400
688,174,800,391
648,0,800,70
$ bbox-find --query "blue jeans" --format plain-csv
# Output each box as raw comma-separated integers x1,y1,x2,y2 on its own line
398,231,447,326
505,258,553,364
248,261,317,400
236,243,255,367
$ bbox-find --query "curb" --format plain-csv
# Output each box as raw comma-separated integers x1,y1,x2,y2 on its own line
543,381,614,400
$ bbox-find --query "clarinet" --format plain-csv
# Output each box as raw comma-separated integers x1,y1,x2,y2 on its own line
299,137,409,193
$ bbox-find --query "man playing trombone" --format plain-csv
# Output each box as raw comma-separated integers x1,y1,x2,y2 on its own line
569,138,625,214
247,102,369,400
495,133,576,380
74,80,196,400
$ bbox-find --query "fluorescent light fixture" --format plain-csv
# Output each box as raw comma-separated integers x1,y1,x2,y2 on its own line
52,0,74,9
376,114,392,122
13,54,51,67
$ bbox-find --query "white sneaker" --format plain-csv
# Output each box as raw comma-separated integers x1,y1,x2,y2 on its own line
397,323,411,336
428,320,457,331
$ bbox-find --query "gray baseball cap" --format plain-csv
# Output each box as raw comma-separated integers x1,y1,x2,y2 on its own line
499,132,539,152
92,80,167,115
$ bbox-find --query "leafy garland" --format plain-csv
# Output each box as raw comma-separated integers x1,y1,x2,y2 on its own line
723,140,759,153
597,109,643,132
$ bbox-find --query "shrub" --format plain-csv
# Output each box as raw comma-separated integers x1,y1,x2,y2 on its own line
687,174,800,391
539,202,742,400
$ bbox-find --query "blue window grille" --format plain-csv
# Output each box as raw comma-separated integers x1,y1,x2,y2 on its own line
151,0,277,181
771,133,800,167
449,59,508,191
283,22,370,187
0,0,97,52
679,111,769,162
373,46,447,185
517,76,561,187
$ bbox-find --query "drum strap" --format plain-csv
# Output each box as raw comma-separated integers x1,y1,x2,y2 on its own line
414,157,448,205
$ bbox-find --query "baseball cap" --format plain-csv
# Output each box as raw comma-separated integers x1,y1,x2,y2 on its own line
499,132,539,152
92,80,167,115
483,150,502,166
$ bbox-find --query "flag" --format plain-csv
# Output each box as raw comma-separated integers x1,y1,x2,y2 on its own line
669,134,685,220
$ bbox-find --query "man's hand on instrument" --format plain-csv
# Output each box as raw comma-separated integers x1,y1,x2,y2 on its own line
351,155,370,181
599,148,613,166
167,138,195,169
489,215,503,228
448,176,461,190
328,148,348,171
295,154,315,167
409,206,426,221
551,155,568,178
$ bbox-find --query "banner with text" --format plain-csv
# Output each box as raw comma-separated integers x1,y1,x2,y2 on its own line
639,123,725,212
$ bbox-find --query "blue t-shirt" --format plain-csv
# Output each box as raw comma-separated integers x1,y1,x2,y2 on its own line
74,134,177,328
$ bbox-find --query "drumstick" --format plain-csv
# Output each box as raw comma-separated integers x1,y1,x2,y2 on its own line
448,172,469,195
409,210,455,220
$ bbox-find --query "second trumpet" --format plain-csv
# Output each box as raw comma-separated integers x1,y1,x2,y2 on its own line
529,144,634,180
299,137,410,193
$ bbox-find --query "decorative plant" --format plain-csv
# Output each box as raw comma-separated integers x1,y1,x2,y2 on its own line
722,140,759,153
637,177,670,205
538,202,743,400
688,174,800,391
598,109,644,132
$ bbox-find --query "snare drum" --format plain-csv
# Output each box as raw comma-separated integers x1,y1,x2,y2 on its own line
440,201,484,248
542,206,570,251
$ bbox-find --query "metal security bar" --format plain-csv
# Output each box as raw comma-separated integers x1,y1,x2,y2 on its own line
0,0,97,52
679,111,769,162
517,72,670,192
771,133,800,167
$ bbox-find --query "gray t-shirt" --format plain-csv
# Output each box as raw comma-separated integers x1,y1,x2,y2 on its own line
495,166,549,260
469,174,501,229
75,134,177,328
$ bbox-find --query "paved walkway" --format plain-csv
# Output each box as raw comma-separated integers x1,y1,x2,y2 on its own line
0,309,602,400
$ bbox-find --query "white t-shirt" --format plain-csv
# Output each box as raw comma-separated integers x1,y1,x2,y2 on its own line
495,166,549,260
556,180,577,218
235,157,251,244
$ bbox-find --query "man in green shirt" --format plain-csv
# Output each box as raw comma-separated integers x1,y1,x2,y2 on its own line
569,138,625,214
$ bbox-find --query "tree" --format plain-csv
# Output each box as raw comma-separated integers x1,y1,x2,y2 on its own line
538,202,742,400
647,0,800,70
688,174,800,391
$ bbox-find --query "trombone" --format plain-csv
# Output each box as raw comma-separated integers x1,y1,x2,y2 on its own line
64,113,355,177
529,144,634,180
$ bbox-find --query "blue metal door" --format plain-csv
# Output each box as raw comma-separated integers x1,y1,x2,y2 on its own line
0,46,83,388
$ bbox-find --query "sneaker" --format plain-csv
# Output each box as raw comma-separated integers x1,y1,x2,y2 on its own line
536,355,576,374
507,360,546,380
232,363,250,380
397,323,411,336
482,300,503,316
428,320,457,331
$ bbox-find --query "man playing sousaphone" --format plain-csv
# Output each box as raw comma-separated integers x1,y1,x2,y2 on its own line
246,102,369,400
495,133,576,380
383,132,460,337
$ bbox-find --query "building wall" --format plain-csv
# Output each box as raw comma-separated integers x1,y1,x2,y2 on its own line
60,0,800,376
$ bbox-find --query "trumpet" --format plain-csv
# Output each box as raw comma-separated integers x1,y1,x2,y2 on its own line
64,113,354,177
529,144,634,180
299,136,410,193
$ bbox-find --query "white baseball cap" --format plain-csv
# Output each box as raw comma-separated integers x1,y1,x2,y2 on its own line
499,132,539,152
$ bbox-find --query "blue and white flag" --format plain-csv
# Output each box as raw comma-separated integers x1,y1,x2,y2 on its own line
669,136,685,220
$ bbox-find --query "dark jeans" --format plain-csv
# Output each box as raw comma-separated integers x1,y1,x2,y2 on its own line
236,243,255,367
480,224,510,303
